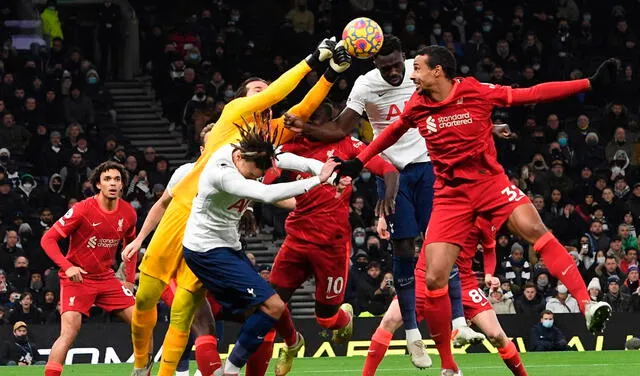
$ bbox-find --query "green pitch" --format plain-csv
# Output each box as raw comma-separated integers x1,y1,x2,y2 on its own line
3,351,639,375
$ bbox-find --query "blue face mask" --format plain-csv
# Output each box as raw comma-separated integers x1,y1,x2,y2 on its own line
542,319,554,328
558,137,568,147
87,77,98,85
189,53,200,61
406,25,415,32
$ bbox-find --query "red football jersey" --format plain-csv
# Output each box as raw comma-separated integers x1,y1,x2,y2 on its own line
52,196,137,279
399,77,512,183
277,136,395,246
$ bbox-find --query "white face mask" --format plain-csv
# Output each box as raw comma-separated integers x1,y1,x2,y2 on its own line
455,16,464,24
597,256,606,264
433,28,442,36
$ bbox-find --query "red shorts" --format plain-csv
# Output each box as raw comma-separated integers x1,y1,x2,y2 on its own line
270,237,350,306
60,276,135,316
425,174,529,247
161,279,222,318
415,242,492,322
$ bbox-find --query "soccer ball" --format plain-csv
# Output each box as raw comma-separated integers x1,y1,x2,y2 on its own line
341,17,384,59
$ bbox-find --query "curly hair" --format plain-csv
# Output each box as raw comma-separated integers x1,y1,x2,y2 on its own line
231,112,282,170
89,161,128,191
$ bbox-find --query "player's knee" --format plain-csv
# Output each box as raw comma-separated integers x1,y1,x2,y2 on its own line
380,309,403,332
262,295,285,318
488,331,508,347
425,272,447,290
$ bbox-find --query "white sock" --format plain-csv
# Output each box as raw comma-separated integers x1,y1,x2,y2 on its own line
405,328,422,344
175,371,189,376
452,317,467,331
224,359,241,374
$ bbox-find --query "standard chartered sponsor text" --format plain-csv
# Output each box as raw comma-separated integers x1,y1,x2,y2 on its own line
438,112,473,128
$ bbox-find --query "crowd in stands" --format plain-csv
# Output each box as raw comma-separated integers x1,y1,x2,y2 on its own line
3,0,640,330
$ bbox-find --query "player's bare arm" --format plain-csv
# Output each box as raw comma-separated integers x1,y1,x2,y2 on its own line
122,190,172,261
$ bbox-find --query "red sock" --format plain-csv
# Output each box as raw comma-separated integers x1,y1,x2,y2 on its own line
246,329,275,376
423,286,458,372
195,335,221,376
275,307,298,346
45,361,63,376
316,308,351,330
363,327,393,376
534,232,590,313
498,341,527,376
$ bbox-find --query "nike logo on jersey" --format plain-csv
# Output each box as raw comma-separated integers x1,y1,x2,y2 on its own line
91,222,101,227
481,301,489,307
561,265,572,276
377,92,385,97
326,294,340,300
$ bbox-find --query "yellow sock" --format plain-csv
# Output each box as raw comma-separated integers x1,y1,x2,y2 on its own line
157,325,189,376
131,308,157,368
132,273,166,368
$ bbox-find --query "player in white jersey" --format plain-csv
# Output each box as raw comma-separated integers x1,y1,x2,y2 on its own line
284,35,484,370
123,126,220,376
182,120,337,376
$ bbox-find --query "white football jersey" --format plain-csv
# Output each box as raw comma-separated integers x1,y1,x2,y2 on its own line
183,145,323,252
167,162,194,196
346,58,429,169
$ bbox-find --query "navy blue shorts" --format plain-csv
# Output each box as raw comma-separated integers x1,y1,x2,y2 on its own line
183,247,276,314
376,162,434,239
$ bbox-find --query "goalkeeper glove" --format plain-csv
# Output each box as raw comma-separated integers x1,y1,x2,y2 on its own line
306,37,337,70
331,156,364,180
325,40,352,82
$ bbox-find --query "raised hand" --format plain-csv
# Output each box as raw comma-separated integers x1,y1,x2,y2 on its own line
589,58,619,91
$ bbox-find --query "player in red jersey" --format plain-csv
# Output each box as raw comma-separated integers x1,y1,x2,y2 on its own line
363,215,527,376
263,103,399,376
415,216,528,376
337,46,615,374
40,161,141,376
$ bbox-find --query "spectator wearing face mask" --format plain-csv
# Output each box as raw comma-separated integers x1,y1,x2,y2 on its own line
529,310,570,351
353,169,378,210
546,281,580,313
31,175,66,217
6,257,30,293
604,275,631,312
535,270,555,300
0,321,44,365
587,277,602,301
